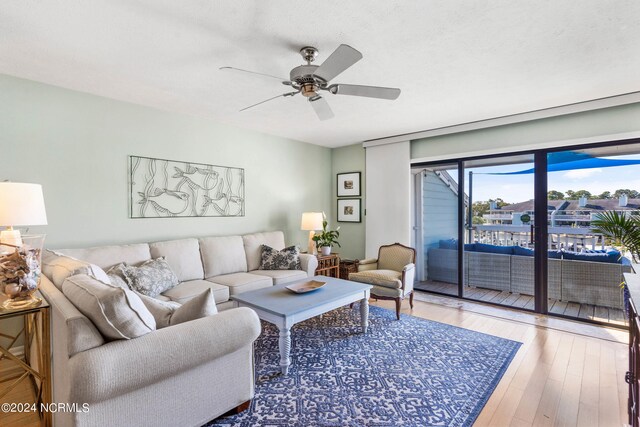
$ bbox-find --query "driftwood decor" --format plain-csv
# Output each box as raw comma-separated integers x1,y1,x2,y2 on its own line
129,155,245,218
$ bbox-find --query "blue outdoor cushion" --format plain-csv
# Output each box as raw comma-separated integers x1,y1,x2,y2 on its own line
474,243,515,255
562,250,619,264
463,243,477,252
548,250,563,259
513,246,534,257
439,239,458,250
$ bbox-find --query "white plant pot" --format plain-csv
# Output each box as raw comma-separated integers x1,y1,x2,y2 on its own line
320,246,332,256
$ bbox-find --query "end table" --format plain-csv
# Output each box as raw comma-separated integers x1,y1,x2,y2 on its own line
315,253,340,278
0,290,52,426
339,259,360,280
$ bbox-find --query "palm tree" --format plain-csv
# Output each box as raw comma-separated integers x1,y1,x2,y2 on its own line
591,211,640,263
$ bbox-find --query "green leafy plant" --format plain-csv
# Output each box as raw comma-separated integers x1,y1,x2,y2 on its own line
312,213,341,249
591,210,640,263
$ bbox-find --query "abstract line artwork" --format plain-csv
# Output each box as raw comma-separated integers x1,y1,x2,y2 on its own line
129,155,245,218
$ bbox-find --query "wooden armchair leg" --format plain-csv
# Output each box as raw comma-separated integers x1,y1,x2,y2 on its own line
409,292,414,309
395,298,401,320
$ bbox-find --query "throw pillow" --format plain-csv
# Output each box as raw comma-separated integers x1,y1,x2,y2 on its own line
136,289,217,328
62,274,156,340
42,250,109,290
122,257,179,298
169,289,218,326
260,245,301,270
107,272,130,290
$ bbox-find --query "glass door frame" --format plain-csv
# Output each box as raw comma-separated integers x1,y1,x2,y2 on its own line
414,137,640,328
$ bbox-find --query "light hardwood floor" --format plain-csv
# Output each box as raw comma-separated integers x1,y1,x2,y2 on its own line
371,293,629,427
0,358,40,427
2,296,629,427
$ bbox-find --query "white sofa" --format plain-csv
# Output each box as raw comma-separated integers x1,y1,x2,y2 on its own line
40,231,317,427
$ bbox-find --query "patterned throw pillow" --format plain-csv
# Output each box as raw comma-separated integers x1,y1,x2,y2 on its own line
260,245,301,270
122,257,179,298
106,263,131,288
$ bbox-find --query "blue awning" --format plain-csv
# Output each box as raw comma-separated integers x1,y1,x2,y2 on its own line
485,151,640,175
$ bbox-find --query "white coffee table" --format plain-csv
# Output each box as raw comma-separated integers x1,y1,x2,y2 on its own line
232,276,372,375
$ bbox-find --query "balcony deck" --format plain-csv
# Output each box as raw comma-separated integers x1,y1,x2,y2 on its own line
415,280,627,327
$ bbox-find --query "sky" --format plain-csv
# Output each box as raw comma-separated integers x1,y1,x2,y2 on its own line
444,153,640,204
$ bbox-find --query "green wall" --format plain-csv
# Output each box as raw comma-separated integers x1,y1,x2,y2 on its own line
331,144,366,260
0,74,331,249
411,103,640,161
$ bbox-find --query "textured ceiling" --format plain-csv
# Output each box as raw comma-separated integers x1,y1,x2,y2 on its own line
2,1,640,147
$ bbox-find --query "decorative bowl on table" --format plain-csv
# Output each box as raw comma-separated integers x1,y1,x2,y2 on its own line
286,280,326,294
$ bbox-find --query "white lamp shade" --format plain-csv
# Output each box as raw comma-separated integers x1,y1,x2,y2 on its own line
300,212,323,231
0,183,48,226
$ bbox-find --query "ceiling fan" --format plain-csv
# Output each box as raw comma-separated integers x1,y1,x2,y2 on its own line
220,44,401,120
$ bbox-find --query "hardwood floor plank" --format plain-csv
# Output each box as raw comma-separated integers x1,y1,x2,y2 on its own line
576,340,600,427
599,344,621,427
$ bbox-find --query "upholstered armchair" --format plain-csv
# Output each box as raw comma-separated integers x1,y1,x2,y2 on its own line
348,243,416,320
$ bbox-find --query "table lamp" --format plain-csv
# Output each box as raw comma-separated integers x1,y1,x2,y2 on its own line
301,212,323,255
0,182,48,310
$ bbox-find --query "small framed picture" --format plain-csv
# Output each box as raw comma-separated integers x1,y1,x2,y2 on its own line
337,198,361,223
337,172,361,197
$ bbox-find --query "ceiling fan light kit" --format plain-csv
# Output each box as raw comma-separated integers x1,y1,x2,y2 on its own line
221,44,401,120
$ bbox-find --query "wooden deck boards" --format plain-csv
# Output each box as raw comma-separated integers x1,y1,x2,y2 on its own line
415,280,627,326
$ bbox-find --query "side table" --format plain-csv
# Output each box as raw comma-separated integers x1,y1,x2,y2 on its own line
315,254,340,278
339,259,360,280
0,290,52,427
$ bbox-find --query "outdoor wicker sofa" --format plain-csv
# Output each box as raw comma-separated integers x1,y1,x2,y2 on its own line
426,243,633,309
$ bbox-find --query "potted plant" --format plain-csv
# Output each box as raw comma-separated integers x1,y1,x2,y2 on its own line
312,213,341,256
591,210,640,314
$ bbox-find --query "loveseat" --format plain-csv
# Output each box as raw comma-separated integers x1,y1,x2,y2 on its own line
40,231,317,427
427,241,633,309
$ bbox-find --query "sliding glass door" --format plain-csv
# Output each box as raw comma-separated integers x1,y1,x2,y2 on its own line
462,154,536,308
413,139,640,327
545,143,640,326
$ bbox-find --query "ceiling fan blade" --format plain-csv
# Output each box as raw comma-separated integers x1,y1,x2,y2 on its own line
309,96,334,121
328,84,401,100
240,91,298,112
220,66,289,83
313,44,363,82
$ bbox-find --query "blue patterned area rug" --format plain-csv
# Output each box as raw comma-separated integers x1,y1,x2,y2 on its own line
205,305,521,427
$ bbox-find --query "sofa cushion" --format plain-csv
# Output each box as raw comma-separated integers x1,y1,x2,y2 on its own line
135,293,181,328
563,250,620,264
56,243,151,270
439,239,458,250
42,250,110,289
122,258,179,298
162,279,230,304
199,236,247,277
242,231,286,271
250,269,307,285
475,243,515,255
149,238,204,282
62,274,156,340
207,272,272,296
169,289,217,326
548,250,563,259
260,245,301,270
137,289,217,328
513,246,535,257
349,270,402,289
